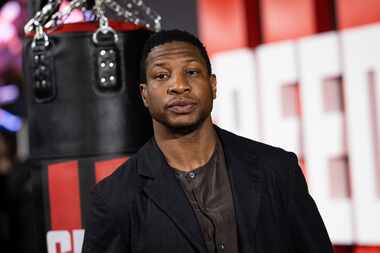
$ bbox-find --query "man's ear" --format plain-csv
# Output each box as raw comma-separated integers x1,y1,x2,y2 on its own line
210,74,217,99
139,83,149,108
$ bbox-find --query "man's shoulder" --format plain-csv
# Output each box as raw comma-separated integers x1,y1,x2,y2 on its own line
217,127,294,158
91,138,157,198
217,126,298,171
91,155,141,201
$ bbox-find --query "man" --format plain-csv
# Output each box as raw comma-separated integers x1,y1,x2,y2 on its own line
82,30,334,253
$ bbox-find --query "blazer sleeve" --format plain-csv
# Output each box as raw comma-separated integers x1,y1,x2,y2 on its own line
82,184,129,253
286,152,335,253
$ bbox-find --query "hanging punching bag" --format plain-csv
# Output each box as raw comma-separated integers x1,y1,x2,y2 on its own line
22,1,160,252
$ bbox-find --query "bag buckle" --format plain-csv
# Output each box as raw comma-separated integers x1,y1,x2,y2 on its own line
92,16,119,44
30,24,56,103
93,15,121,92
31,25,50,49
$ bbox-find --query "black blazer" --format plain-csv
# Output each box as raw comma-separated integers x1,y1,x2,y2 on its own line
82,127,334,253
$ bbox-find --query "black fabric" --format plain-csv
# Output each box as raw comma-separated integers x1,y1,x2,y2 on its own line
82,126,334,253
0,163,40,253
174,138,239,253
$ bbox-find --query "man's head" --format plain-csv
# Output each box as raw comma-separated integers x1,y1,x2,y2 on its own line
139,30,216,133
139,30,212,83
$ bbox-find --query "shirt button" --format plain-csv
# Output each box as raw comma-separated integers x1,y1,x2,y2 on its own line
218,242,225,251
188,172,196,179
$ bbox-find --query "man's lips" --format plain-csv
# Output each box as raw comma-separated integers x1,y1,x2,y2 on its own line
166,99,196,114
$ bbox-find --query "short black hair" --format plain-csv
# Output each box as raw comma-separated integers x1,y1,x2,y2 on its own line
139,29,212,83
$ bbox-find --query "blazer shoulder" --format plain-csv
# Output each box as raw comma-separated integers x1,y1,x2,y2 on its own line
218,127,299,171
219,127,295,157
91,155,141,204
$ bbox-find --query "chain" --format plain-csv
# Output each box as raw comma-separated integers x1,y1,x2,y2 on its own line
103,0,161,31
45,0,88,29
25,0,161,34
24,0,61,34
24,0,88,34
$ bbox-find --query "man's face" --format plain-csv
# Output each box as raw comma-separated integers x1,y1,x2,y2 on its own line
140,41,216,131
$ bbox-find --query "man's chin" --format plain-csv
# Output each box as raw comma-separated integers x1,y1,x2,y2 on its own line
166,122,199,134
161,117,204,135
153,111,210,134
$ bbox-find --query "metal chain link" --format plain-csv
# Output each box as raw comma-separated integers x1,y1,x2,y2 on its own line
93,2,119,44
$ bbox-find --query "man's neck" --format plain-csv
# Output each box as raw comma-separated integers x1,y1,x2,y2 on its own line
153,118,217,172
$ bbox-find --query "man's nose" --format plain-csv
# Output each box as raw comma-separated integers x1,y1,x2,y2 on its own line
167,73,191,94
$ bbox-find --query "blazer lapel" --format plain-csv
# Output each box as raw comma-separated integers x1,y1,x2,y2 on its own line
218,129,262,253
138,140,207,253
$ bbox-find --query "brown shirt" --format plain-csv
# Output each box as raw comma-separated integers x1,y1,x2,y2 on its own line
173,138,239,253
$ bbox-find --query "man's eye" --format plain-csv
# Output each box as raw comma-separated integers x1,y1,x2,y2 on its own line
154,73,169,80
186,69,199,76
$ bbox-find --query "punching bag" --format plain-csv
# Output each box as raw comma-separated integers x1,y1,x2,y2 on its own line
22,1,159,251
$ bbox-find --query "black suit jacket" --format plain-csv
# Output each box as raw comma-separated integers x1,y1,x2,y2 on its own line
82,127,334,253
